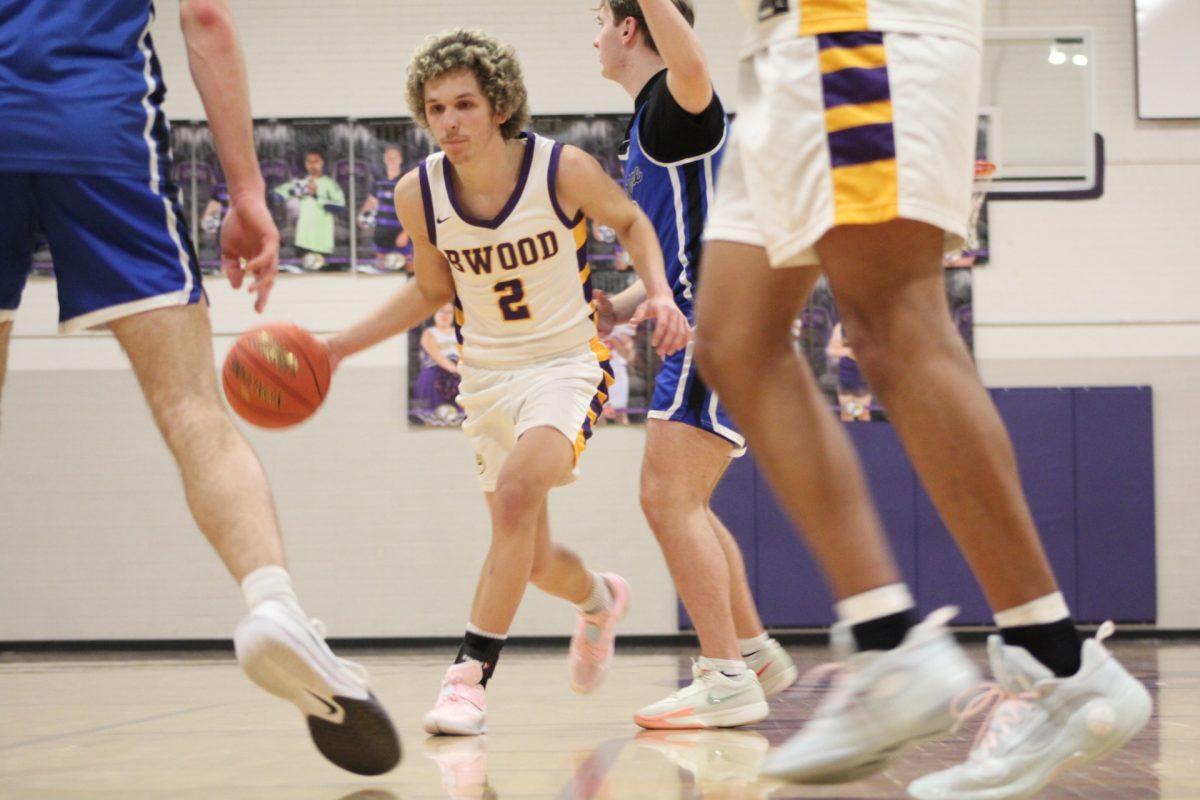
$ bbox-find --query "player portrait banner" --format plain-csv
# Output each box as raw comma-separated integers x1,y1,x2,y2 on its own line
170,114,976,428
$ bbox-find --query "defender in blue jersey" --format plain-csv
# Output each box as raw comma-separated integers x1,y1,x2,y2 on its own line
0,0,399,775
594,0,797,730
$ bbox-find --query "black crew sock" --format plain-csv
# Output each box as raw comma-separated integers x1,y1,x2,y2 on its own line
455,630,506,687
1000,618,1083,678
851,608,917,653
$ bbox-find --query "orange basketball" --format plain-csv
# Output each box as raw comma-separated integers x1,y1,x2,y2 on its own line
222,322,331,428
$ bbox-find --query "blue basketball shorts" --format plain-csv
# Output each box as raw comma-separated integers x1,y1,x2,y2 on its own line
0,172,203,332
648,336,746,453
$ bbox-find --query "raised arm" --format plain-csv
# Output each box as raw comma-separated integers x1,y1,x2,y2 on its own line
556,146,687,356
179,0,277,311
640,0,712,113
325,170,455,368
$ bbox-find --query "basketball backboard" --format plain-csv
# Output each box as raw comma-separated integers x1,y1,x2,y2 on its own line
980,28,1100,198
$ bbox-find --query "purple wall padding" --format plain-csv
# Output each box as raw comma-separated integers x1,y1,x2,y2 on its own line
746,424,921,628
707,386,1156,630
1073,387,1156,622
753,465,837,627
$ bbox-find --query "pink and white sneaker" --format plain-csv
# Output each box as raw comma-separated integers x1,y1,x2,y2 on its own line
423,661,488,736
568,573,631,694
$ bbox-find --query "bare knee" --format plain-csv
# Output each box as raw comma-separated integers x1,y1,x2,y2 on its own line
639,480,675,537
152,392,238,460
490,481,543,539
639,469,701,542
836,304,967,398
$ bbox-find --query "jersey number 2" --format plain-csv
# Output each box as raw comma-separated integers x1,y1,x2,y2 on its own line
494,279,531,321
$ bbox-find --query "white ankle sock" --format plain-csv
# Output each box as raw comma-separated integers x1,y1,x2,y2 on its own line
465,621,508,640
241,565,303,616
698,655,749,678
835,583,915,626
993,592,1071,628
739,632,770,657
576,571,613,615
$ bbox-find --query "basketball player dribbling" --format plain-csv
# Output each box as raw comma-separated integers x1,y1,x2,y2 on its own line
692,1,1151,797
591,0,798,730
0,0,399,775
324,28,689,736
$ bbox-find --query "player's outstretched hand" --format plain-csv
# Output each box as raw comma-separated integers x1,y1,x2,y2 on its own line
593,289,616,336
221,193,280,313
632,295,689,357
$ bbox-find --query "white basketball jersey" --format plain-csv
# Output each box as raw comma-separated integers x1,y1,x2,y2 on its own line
419,133,597,370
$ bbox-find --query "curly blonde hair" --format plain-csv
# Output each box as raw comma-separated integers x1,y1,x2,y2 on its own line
405,29,531,141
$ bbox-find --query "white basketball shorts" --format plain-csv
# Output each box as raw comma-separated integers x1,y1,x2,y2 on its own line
457,341,613,492
706,29,981,267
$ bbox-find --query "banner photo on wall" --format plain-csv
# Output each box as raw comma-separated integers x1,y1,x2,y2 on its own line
355,120,436,274
165,114,972,428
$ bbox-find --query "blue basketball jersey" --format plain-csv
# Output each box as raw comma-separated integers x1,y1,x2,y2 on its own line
0,0,171,180
620,77,727,323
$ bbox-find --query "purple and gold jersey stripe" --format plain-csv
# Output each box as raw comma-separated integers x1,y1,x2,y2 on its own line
573,338,616,463
799,0,870,36
574,219,593,304
818,30,898,226
452,296,465,352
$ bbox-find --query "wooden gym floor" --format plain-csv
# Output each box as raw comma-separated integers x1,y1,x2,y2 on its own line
1,639,1195,799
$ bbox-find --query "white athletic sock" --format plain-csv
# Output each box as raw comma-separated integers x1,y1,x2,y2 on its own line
698,655,749,679
739,632,770,657
241,565,304,616
993,592,1071,628
465,621,508,641
576,571,613,615
834,583,915,626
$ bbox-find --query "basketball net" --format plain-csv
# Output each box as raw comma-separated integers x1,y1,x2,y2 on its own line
954,160,997,259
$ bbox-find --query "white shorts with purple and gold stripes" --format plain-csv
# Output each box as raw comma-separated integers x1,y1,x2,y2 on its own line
705,29,980,268
457,340,613,492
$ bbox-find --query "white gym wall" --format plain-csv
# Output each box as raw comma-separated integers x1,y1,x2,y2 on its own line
1,0,1197,640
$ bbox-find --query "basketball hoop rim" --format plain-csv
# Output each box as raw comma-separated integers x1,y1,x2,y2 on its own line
975,161,998,179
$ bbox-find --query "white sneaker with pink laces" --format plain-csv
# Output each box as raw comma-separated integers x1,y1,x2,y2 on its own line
423,660,488,736
762,607,979,784
907,622,1152,800
568,573,631,694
